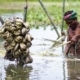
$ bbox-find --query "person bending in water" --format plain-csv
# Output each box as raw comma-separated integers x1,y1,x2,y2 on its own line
63,10,80,56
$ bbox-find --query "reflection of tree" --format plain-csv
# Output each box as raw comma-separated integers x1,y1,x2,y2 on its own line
67,60,80,80
5,64,33,80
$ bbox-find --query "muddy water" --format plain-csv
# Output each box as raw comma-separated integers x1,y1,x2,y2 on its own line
0,13,80,80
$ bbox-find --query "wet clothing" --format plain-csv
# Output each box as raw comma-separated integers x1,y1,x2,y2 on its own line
65,23,80,56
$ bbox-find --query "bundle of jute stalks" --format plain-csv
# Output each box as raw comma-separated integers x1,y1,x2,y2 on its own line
0,17,34,64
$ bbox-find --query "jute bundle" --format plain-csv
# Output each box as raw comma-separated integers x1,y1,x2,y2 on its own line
0,17,34,64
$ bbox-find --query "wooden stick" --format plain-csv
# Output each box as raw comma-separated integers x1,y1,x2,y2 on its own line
65,44,72,56
23,0,28,22
38,0,60,38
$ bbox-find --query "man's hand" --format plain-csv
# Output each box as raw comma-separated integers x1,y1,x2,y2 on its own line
71,36,77,44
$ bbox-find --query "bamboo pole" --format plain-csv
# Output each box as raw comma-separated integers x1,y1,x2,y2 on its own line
38,0,60,38
23,0,28,22
61,0,66,33
61,0,66,52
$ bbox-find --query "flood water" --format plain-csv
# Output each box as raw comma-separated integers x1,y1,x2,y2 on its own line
0,13,80,80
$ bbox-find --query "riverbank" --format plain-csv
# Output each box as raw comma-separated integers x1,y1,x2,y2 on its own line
0,1,80,28
0,2,80,10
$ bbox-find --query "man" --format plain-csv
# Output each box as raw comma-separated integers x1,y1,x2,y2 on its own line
63,10,80,56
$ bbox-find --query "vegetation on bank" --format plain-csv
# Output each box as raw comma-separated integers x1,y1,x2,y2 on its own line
0,0,80,3
0,0,80,29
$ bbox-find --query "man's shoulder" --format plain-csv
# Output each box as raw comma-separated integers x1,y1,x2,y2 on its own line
77,23,80,28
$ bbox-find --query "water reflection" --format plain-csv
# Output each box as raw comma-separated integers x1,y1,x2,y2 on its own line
5,64,33,80
1,13,80,80
67,58,80,80
0,56,68,80
0,57,80,80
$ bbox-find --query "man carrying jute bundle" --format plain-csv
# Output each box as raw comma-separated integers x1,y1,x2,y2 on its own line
63,10,80,56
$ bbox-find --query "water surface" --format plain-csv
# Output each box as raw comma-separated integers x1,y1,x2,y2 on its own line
0,13,80,80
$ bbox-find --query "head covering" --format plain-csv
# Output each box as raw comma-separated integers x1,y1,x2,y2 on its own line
63,10,77,20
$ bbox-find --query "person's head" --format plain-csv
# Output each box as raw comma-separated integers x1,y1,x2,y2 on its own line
63,10,78,30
